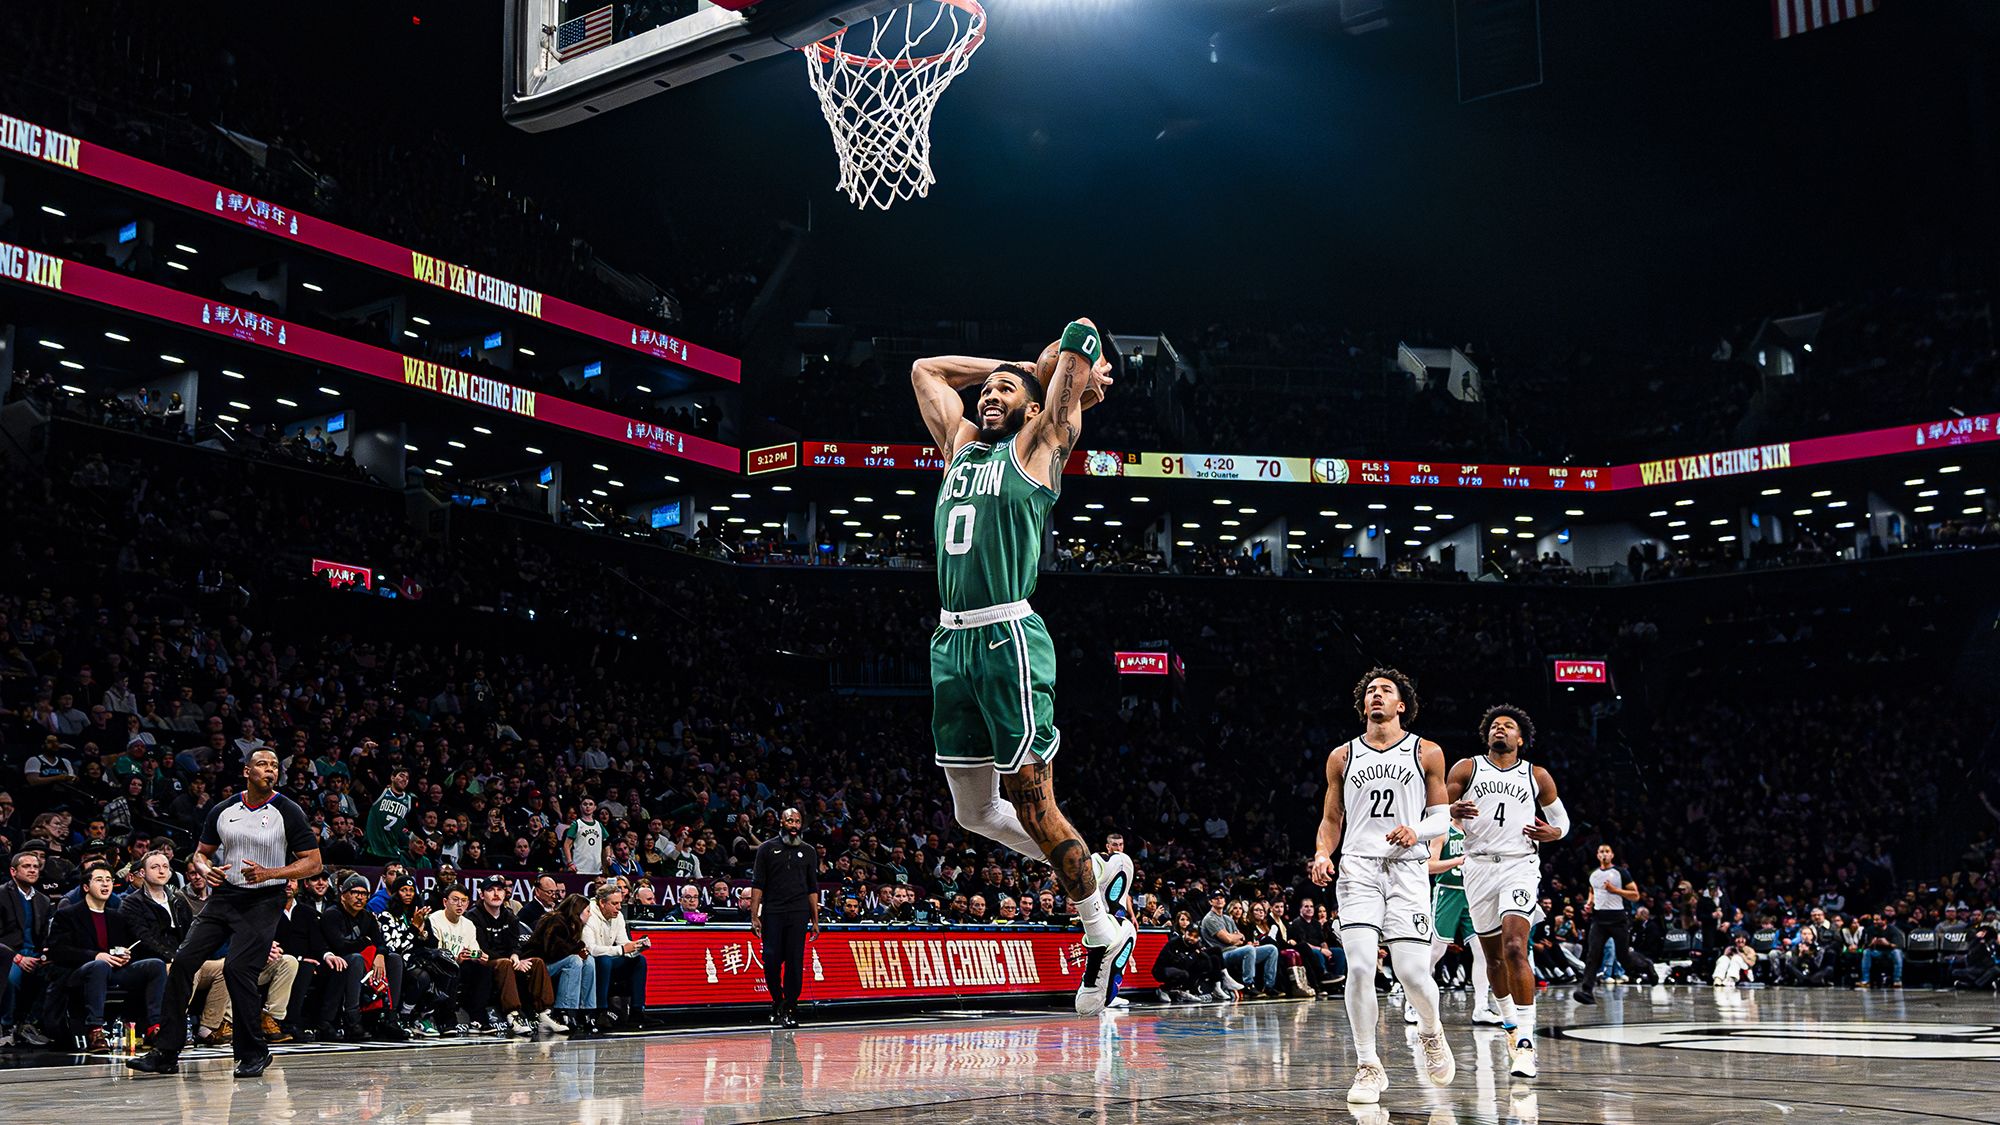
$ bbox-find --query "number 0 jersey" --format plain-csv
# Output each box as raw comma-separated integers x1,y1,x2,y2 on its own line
1340,732,1429,861
933,438,1056,613
1460,755,1538,858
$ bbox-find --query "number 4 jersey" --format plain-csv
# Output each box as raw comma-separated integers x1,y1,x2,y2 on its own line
934,438,1055,614
1460,755,1539,859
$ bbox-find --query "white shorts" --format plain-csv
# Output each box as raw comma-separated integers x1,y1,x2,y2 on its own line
1462,852,1543,935
1335,855,1433,944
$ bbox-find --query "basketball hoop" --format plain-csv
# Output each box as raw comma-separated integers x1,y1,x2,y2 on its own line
802,0,986,211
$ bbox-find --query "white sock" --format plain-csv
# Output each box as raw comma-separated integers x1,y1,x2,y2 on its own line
1340,929,1383,1066
1469,937,1493,1009
1518,1000,1537,1044
1390,942,1443,1034
943,766,1044,861
1075,891,1122,947
1497,995,1517,1023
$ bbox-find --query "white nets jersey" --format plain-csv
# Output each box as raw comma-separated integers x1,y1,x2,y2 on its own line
1460,756,1538,858
1340,732,1428,861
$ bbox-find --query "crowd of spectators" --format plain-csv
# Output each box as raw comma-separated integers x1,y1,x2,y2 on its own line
0,414,1995,1052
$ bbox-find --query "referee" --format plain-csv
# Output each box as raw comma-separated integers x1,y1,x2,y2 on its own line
1574,842,1641,1005
129,748,321,1078
750,807,820,1029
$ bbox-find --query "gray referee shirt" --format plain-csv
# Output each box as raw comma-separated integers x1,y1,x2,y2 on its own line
201,792,316,896
1589,866,1631,913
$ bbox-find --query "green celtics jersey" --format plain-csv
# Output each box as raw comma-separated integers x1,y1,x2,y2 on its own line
934,438,1056,613
1434,825,1467,890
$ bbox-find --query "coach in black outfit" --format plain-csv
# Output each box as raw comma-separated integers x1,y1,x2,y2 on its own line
1575,843,1642,1004
750,807,819,1029
128,748,322,1079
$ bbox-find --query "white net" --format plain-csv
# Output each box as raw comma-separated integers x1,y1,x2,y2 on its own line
802,0,986,211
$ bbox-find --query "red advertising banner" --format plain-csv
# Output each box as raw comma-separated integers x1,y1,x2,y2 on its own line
0,113,739,383
1552,659,1608,685
310,557,374,590
1114,652,1170,676
632,924,1167,1008
0,240,740,471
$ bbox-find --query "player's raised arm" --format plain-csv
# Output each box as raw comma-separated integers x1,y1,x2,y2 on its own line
1019,319,1113,493
911,354,1030,460
1309,744,1349,886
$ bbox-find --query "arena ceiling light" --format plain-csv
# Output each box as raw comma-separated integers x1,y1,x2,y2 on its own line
591,488,608,497
167,261,190,272
1174,540,1193,547
1903,478,1924,486
222,369,245,379
841,520,861,527
174,243,199,255
1402,539,1422,547
1835,521,1857,529
1288,529,1307,536
1318,509,1336,517
59,384,86,395
662,474,679,483
1412,525,1432,532
1104,520,1123,527
1708,518,1729,526
449,441,468,449
762,521,782,529
1181,522,1200,529
883,513,902,521
855,496,876,503
1071,515,1090,522
1368,503,1388,511
1437,513,1456,520
1825,500,1848,508
1221,519,1241,527
411,316,432,326
518,347,537,357
228,401,251,411
435,458,453,466
1238,507,1257,515
404,443,419,452
852,530,873,538
105,332,130,342
318,387,341,396
710,504,731,512
1219,534,1238,542
1965,506,1986,515
1513,515,1533,522
1940,465,1963,473
302,282,325,292
216,414,239,424
1914,505,1935,513
1649,510,1668,517
1968,488,1988,496
772,485,793,492
732,492,752,499
1132,496,1152,504
1211,498,1231,506
1085,503,1105,510
1719,535,1738,543
1564,509,1584,517
37,339,63,350
1918,489,1939,497
1514,531,1535,539
1791,508,1812,516
1671,533,1691,541
1674,499,1694,507
403,330,420,339
1811,489,1832,498
1489,526,1510,535
425,468,443,477
591,463,610,471
1762,487,1783,495
275,397,298,407
39,205,65,217
473,426,493,435
607,479,625,487
895,489,916,496
1334,522,1354,530
1413,504,1433,512
525,446,543,455
59,359,83,371
828,508,849,515
634,385,652,394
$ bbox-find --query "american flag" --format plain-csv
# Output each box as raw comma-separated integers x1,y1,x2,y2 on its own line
554,5,614,61
1772,0,1877,40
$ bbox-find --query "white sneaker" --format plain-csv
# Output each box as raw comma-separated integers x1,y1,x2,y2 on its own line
1346,1061,1390,1104
1207,984,1232,1002
1509,1037,1538,1079
1220,968,1245,993
506,1011,533,1036
1403,1001,1421,1024
1472,1004,1507,1026
1108,997,1130,1009
536,1010,570,1036
1093,852,1134,914
1074,918,1139,1016
1417,1030,1456,1086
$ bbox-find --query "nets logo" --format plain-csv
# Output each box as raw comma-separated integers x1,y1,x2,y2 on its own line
1513,889,1532,908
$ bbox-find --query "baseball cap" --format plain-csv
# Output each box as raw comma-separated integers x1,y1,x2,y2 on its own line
481,875,510,890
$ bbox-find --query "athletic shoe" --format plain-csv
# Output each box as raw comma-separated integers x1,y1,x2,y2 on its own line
125,1049,179,1075
1417,1030,1456,1086
1471,1005,1507,1026
1346,1061,1390,1104
1074,918,1139,1016
414,1018,441,1038
1107,997,1130,1009
1403,1001,1421,1024
1094,852,1134,915
536,1010,570,1036
0,1028,11,1049
1573,991,1596,1005
1220,968,1245,993
1509,1037,1538,1079
210,1021,234,1045
506,1011,533,1036
1207,984,1233,1002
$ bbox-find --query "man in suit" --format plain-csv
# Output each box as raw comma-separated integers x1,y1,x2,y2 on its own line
0,848,56,1047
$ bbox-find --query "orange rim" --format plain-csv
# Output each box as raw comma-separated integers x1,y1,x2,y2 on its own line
809,0,985,70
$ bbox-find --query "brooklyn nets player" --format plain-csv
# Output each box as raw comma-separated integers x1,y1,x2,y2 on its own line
1309,668,1456,1104
1448,704,1567,1080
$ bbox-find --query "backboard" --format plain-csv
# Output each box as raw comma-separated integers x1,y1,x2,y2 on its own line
503,0,904,132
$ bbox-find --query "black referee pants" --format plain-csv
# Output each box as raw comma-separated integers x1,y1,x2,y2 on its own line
761,914,809,1011
1576,913,1632,999
155,888,285,1061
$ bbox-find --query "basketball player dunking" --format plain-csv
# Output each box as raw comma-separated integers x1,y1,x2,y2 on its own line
910,319,1137,1015
1309,668,1457,1105
1448,704,1568,1080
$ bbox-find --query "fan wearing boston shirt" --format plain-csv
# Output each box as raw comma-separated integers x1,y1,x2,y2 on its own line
910,318,1131,1016
128,748,321,1079
1309,668,1457,1106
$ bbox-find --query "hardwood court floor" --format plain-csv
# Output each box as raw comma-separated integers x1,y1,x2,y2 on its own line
35,985,2000,1123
